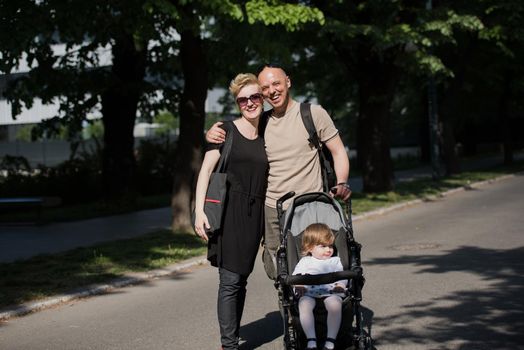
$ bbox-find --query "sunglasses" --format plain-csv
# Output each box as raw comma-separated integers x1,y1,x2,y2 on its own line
236,93,264,108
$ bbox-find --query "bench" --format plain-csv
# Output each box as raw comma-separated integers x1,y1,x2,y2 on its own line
0,197,61,224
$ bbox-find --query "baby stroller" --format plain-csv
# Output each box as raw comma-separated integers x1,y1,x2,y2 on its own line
275,191,370,350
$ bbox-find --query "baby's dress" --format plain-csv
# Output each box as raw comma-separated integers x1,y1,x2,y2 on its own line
292,256,346,298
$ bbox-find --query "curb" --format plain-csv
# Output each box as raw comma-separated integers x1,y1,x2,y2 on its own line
0,172,518,321
0,256,209,321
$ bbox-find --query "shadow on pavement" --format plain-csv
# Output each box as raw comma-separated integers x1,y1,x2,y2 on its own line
366,246,524,349
240,311,282,349
238,306,378,349
360,304,376,349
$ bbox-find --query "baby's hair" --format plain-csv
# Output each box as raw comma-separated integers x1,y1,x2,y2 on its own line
301,223,335,256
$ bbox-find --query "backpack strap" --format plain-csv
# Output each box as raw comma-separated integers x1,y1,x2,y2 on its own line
300,103,321,150
300,103,336,192
215,121,234,172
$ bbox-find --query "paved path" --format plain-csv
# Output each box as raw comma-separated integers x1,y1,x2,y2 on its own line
0,153,521,263
0,171,522,349
0,207,172,263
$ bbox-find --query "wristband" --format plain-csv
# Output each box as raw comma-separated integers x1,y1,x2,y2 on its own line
337,182,350,189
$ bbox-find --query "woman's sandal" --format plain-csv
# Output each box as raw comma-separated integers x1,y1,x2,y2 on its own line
322,337,337,350
306,337,318,350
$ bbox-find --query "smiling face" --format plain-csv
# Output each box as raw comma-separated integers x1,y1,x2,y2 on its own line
301,223,336,260
236,83,263,121
257,67,291,114
309,243,334,260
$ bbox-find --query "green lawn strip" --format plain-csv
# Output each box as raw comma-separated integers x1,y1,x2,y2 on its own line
351,161,524,215
0,231,206,309
1,161,522,309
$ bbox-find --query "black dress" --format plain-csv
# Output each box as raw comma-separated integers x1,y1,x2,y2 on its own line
207,122,268,276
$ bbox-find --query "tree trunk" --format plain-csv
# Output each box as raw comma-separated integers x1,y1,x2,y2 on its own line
440,120,460,175
101,34,146,198
439,85,461,175
419,91,431,163
355,49,397,193
500,70,513,165
171,27,208,232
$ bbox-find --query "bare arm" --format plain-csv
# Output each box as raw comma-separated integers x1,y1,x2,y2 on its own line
325,134,351,201
194,149,221,241
205,121,226,144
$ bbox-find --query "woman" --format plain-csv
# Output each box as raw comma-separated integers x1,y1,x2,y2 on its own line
194,73,268,350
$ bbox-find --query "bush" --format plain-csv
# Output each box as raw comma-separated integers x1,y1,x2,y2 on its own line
0,155,32,175
0,137,176,204
0,153,102,204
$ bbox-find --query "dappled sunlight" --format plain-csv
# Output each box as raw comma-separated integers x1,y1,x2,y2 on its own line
0,231,206,308
367,246,524,349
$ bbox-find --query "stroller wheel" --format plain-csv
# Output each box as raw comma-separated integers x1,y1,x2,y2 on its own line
283,338,299,350
358,335,371,350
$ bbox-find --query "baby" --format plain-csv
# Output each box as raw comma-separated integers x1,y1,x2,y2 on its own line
292,223,347,350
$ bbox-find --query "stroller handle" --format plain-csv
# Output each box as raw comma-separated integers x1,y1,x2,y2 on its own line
285,268,362,286
277,191,295,220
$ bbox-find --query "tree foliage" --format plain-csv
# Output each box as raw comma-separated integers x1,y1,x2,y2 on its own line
1,0,522,218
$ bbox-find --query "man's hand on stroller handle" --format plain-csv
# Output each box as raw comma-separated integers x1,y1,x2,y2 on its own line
330,183,351,201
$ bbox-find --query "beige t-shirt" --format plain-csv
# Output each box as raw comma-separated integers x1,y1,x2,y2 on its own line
264,102,338,208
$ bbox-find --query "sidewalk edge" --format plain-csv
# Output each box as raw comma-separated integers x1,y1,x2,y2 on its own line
0,256,209,321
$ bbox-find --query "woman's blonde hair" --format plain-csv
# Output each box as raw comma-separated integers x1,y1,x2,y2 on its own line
229,73,260,97
301,223,335,256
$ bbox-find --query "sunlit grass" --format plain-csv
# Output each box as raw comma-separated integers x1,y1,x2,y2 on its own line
0,231,206,308
351,161,523,215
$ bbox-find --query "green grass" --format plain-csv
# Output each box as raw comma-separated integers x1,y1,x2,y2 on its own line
0,160,522,310
0,231,206,309
351,161,524,215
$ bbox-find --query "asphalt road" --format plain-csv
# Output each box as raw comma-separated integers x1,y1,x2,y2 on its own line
1,175,523,350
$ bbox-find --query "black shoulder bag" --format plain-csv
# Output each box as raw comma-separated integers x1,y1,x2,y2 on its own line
192,121,234,235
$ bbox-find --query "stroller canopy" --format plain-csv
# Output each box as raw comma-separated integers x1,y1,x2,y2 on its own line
283,192,349,237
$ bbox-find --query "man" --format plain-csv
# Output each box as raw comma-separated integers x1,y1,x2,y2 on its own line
206,64,351,280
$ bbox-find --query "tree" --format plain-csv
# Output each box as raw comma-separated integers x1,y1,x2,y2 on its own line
1,0,324,230
477,0,524,164
428,0,524,173
305,1,484,190
169,2,210,231
169,0,324,231
1,0,181,198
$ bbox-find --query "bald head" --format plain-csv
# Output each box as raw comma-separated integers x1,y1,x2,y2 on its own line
258,67,292,114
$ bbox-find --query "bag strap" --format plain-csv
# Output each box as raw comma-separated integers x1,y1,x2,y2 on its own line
215,121,234,172
300,103,332,192
300,103,321,150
